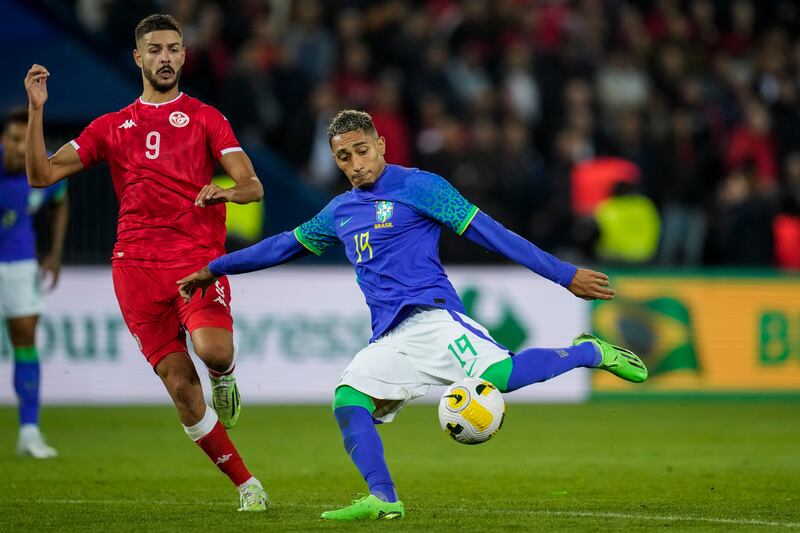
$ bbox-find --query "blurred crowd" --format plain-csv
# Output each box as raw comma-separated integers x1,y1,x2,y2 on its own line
68,0,800,267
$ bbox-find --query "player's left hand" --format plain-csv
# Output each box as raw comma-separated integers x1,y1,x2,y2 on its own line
567,268,615,301
177,266,217,303
195,183,233,208
39,254,61,292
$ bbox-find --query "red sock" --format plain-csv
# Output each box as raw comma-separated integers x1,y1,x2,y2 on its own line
196,421,252,486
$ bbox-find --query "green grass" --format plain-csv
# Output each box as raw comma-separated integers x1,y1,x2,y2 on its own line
0,402,798,531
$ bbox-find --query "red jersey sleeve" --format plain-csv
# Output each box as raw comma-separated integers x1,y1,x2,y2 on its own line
203,105,241,160
70,114,110,168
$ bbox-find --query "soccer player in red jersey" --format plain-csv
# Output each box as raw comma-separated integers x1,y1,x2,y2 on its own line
23,14,268,511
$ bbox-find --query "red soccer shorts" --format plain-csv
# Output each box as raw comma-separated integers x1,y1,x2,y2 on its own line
112,265,233,368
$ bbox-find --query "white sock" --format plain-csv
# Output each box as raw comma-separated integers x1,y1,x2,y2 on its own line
238,476,260,492
182,405,218,441
19,424,40,437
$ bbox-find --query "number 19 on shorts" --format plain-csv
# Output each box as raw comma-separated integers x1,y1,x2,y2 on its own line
448,334,478,376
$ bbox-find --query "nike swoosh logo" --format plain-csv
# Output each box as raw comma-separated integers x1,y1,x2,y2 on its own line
340,216,353,227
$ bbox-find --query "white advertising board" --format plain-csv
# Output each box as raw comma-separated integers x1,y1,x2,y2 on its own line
0,266,590,404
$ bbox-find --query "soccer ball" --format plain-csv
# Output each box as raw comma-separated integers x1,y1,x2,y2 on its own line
438,377,505,445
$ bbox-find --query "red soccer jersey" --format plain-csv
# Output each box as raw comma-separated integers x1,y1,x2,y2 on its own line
70,93,241,267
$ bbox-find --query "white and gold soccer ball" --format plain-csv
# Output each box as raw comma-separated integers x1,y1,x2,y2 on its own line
438,378,505,445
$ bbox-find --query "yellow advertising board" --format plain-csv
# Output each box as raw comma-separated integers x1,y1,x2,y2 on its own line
592,274,800,394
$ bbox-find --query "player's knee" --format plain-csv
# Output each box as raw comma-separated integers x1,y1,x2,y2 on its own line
192,339,233,370
332,385,376,413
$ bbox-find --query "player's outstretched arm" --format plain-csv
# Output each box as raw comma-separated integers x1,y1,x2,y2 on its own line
24,65,85,187
195,151,263,207
462,210,613,299
177,231,312,301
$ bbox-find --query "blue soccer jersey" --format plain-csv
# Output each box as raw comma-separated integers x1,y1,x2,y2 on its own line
0,146,67,262
294,165,478,340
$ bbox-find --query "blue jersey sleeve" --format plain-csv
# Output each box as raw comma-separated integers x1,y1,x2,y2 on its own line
463,210,577,287
293,198,341,255
209,230,310,276
401,171,479,234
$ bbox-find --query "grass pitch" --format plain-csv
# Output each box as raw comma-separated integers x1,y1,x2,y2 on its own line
0,401,798,532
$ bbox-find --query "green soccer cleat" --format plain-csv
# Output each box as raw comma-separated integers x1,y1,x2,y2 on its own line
210,373,241,429
238,482,269,512
320,495,405,521
573,333,649,383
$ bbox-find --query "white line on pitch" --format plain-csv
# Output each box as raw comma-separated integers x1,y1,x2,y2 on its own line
448,508,800,529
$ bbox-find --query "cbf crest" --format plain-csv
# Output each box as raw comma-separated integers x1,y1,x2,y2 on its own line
374,200,394,229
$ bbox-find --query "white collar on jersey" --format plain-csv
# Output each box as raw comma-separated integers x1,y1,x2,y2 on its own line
138,92,184,107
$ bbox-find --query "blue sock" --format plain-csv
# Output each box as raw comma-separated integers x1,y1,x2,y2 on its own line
333,405,398,503
14,346,41,426
506,343,601,392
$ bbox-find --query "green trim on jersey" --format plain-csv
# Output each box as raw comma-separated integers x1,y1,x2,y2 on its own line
456,205,479,235
293,227,323,256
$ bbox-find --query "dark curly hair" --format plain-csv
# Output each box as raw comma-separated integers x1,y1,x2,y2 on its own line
327,110,377,142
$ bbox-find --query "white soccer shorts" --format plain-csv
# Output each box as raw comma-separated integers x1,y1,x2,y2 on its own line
339,307,511,422
0,259,44,318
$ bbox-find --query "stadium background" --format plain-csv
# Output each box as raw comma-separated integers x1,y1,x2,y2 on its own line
1,1,799,530
2,0,798,402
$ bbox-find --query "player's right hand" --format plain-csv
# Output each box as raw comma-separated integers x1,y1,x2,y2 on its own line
177,266,218,303
567,268,616,301
25,64,50,109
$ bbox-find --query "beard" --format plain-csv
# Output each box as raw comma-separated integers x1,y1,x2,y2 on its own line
143,65,181,93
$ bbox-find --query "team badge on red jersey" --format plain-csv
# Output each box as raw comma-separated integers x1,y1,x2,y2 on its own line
169,111,190,128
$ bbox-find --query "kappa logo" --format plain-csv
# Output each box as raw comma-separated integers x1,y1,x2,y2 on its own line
214,280,227,308
215,453,232,465
118,119,137,129
169,111,190,128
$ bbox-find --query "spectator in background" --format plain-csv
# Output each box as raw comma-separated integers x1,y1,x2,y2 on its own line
726,100,778,188
224,21,281,144
369,76,411,167
408,43,459,115
594,181,661,265
334,41,375,109
711,166,775,265
596,49,649,115
500,41,541,127
283,0,335,84
305,83,341,192
181,2,231,102
445,42,492,109
496,117,547,236
655,108,712,266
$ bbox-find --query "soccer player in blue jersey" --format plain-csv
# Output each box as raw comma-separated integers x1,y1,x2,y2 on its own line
178,110,648,520
1,108,68,458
